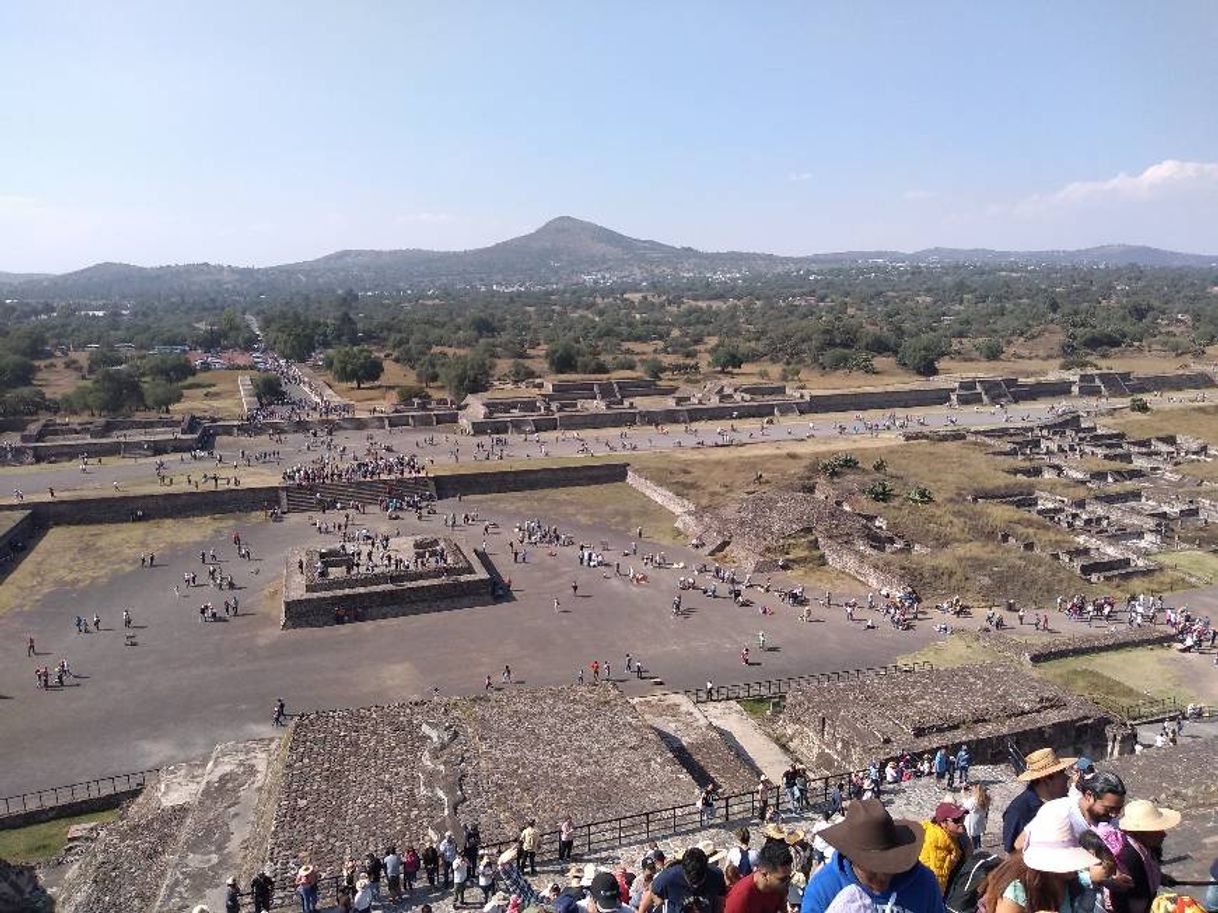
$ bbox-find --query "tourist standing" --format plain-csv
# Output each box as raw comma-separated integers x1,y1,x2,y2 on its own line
799,800,943,913
725,840,794,913
1000,748,1072,852
559,815,576,862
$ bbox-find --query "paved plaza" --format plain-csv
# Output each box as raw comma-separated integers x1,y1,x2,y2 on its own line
0,398,1083,502
0,487,937,797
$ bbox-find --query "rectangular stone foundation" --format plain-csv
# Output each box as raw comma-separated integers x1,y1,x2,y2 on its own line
281,537,495,628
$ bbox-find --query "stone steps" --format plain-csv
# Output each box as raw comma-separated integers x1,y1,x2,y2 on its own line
283,478,436,512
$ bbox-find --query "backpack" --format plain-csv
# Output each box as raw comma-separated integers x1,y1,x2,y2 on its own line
945,850,1000,913
733,847,753,878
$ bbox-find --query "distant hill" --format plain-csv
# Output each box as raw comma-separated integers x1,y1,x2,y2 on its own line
2,217,1215,300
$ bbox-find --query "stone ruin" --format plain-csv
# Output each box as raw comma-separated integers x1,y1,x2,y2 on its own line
770,664,1128,775
675,483,911,591
281,535,494,628
261,686,695,885
966,413,1218,580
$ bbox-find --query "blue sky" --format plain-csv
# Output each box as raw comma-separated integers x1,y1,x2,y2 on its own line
2,1,1216,271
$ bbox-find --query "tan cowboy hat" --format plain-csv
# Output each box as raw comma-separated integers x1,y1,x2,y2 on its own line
297,864,314,877
819,798,924,874
784,828,807,845
696,839,727,865
762,823,788,840
498,844,520,866
1016,748,1077,782
493,891,511,904
1119,800,1182,832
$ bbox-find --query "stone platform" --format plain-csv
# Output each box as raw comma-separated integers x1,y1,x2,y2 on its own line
772,664,1126,773
261,686,696,886
281,535,494,628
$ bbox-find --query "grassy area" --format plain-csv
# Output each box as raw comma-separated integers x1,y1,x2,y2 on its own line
320,359,419,405
1033,645,1198,712
171,369,247,419
1107,403,1218,447
1150,550,1218,585
461,482,686,546
0,808,119,863
0,512,264,616
898,631,1010,669
738,697,781,719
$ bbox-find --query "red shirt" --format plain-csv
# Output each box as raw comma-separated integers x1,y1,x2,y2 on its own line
725,874,785,913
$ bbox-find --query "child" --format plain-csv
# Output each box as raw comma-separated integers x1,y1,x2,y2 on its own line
1076,830,1117,913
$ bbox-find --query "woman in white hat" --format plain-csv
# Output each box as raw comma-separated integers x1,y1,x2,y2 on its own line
353,876,374,913
1099,800,1182,913
982,804,1099,913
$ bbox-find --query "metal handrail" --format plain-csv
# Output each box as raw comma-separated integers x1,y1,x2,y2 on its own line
0,767,160,819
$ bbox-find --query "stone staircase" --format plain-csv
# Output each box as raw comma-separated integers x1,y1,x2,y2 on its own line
282,477,436,513
1094,371,1132,397
977,378,1014,405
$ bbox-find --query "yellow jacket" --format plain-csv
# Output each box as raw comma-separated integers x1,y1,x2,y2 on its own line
918,819,963,895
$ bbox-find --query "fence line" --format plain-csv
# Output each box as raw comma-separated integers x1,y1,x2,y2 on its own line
685,661,933,703
248,779,842,911
0,768,160,820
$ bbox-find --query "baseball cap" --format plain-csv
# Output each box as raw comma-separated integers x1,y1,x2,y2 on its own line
935,802,966,821
1075,757,1094,772
589,872,622,912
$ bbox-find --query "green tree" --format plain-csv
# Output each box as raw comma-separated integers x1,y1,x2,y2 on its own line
641,357,665,380
87,348,125,375
140,353,195,383
416,352,447,388
396,384,430,403
709,340,748,372
1129,396,1151,414
546,339,580,374
90,368,145,414
0,386,48,416
142,379,183,412
251,373,284,404
441,353,492,401
504,360,538,383
977,338,1004,361
0,354,36,390
897,335,947,377
326,346,384,388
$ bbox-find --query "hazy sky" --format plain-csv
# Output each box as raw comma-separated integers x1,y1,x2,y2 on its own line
2,1,1217,272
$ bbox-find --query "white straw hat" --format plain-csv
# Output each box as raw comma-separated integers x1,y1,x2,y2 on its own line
1023,805,1099,873
1119,800,1181,833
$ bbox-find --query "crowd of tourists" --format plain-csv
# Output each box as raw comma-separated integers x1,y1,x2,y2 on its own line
205,741,1214,913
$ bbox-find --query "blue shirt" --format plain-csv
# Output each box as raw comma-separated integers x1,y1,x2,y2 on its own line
1002,786,1044,853
800,851,944,913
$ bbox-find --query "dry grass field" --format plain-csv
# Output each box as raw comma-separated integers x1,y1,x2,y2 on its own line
320,358,420,405
171,369,246,419
0,512,263,616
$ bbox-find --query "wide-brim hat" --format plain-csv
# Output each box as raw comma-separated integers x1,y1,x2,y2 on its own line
784,828,807,845
762,823,788,840
356,878,370,890
580,863,598,886
297,864,314,877
493,891,511,904
1119,800,1181,833
1016,748,1077,782
818,798,923,874
697,839,725,863
498,845,520,866
1024,842,1099,873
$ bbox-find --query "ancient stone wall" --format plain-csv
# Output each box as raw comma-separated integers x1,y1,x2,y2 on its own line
261,687,695,887
772,665,1113,773
979,626,1178,664
0,485,281,527
624,470,697,518
433,463,629,498
0,509,34,564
